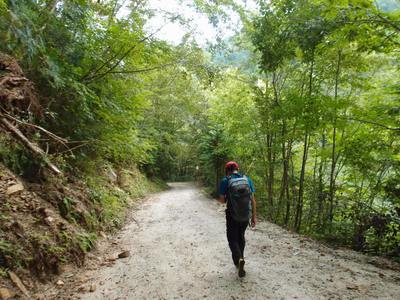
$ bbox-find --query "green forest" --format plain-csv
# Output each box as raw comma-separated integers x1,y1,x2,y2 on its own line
0,0,399,262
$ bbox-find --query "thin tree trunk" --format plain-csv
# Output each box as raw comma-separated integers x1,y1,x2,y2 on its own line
295,50,315,233
328,50,342,230
316,132,326,231
289,155,297,228
295,133,310,232
267,133,275,214
310,146,318,228
252,118,270,213
284,136,293,226
279,121,288,223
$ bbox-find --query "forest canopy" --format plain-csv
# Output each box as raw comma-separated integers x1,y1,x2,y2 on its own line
0,0,399,258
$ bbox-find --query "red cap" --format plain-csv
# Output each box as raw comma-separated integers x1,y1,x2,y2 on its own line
225,161,239,174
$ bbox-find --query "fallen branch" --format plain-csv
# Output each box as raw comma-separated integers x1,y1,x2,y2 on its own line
0,116,61,175
3,112,68,145
8,271,30,298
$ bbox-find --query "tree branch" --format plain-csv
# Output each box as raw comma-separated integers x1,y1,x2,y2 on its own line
341,116,400,131
104,62,179,75
375,14,400,32
83,23,170,83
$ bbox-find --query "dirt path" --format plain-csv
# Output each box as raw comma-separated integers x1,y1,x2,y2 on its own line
46,182,400,299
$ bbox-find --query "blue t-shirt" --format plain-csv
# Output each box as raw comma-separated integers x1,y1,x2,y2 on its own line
219,172,255,197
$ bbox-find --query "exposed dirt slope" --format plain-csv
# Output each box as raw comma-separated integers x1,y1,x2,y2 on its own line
44,182,400,300
0,162,161,299
0,164,88,285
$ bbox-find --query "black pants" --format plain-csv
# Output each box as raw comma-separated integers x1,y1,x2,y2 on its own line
226,210,248,265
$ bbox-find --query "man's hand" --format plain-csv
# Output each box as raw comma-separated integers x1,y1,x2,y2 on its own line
251,216,256,228
218,195,225,204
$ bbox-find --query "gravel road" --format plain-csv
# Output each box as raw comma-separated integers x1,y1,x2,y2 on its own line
49,182,400,300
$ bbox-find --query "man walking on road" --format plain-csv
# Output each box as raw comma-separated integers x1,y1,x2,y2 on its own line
218,161,256,278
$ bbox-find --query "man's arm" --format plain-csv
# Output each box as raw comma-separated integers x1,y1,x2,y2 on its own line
251,194,257,227
218,178,227,204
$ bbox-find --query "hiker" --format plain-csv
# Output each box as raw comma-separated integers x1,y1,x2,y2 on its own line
218,161,256,278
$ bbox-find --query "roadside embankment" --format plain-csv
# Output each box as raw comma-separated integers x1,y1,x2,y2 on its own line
0,162,164,299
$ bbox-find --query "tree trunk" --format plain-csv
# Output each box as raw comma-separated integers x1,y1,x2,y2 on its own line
279,120,291,225
284,136,293,226
295,133,310,232
266,133,275,215
278,125,287,222
295,51,315,233
309,148,318,228
328,50,342,230
316,132,326,231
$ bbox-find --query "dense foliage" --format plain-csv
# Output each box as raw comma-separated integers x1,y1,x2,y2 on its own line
0,0,209,176
0,0,399,258
198,0,400,258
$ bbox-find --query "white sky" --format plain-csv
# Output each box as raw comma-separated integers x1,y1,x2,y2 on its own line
145,0,217,46
143,0,258,46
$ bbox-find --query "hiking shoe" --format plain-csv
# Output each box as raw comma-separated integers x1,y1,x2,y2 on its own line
238,258,246,278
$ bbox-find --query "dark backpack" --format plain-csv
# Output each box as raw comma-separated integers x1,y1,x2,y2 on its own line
227,175,252,222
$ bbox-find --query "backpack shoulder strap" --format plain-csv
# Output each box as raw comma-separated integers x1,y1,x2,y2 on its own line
226,176,232,189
